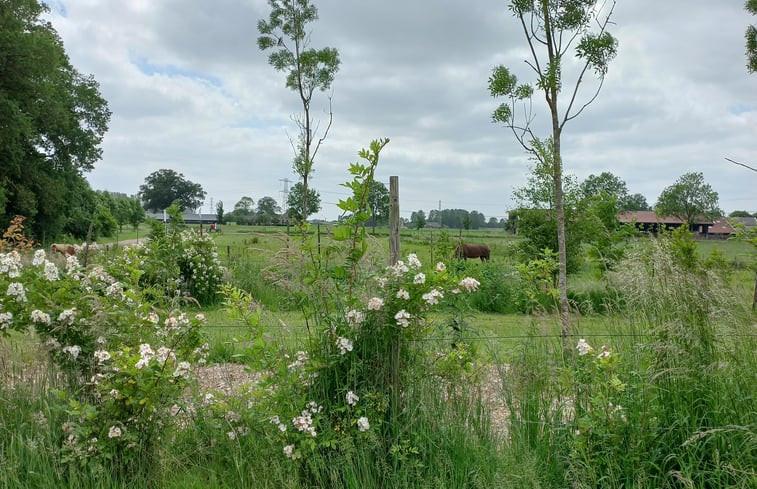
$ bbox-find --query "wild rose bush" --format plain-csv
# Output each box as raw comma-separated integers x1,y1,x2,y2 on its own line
105,228,224,306
567,338,637,482
0,225,209,476
262,252,482,462
62,313,208,475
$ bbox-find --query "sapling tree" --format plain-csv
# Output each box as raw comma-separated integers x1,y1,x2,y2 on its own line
488,0,618,338
258,0,340,223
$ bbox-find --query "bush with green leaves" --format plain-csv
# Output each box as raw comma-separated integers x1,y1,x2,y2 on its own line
106,221,225,306
0,217,209,480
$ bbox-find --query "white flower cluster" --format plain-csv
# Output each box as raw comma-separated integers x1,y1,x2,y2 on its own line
173,361,191,379
346,309,365,327
366,297,384,310
0,251,22,278
108,426,122,438
346,390,359,406
135,343,155,369
292,403,321,437
394,309,411,328
396,288,410,300
413,273,426,285
287,350,309,370
65,255,80,274
6,282,27,302
458,277,480,292
597,345,611,359
421,288,443,305
357,416,370,432
32,249,46,266
270,415,287,432
62,345,81,360
94,349,111,363
387,260,409,277
407,253,422,269
283,444,295,459
0,312,13,330
30,309,51,325
336,336,353,355
58,308,76,325
43,261,59,281
576,339,593,356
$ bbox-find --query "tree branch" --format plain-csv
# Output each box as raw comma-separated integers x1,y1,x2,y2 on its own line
725,157,757,173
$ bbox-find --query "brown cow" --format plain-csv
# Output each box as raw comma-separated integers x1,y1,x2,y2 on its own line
454,243,490,262
51,243,76,256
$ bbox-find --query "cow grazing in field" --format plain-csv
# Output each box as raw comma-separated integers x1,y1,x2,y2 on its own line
454,243,490,262
51,243,76,256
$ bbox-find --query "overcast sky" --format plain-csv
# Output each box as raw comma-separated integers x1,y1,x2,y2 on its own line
46,0,756,221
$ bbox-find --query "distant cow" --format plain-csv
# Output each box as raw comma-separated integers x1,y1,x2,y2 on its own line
454,243,490,262
51,243,76,256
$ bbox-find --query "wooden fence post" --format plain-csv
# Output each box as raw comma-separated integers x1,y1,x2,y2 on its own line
389,176,400,265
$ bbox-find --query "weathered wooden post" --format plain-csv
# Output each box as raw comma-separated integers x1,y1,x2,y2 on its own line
389,176,400,265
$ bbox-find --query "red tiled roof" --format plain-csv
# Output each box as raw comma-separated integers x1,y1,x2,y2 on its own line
617,211,682,224
617,211,712,225
709,218,735,235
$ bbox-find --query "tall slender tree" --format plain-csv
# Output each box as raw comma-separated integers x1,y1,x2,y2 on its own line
488,0,618,338
258,0,340,223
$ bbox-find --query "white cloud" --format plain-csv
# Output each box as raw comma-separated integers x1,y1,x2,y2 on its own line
46,0,757,219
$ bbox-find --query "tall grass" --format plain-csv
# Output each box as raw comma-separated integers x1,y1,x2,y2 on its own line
497,238,757,488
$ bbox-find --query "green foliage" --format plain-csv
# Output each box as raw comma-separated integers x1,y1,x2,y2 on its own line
0,0,111,241
107,217,224,306
654,171,721,225
516,248,560,311
366,180,389,230
747,0,757,73
258,0,340,223
287,183,321,223
0,217,209,481
138,169,206,212
409,210,426,230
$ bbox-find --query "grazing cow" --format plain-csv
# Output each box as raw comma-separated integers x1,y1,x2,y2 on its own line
51,243,76,256
454,243,490,262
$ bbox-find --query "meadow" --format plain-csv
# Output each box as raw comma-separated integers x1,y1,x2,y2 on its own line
1,221,755,488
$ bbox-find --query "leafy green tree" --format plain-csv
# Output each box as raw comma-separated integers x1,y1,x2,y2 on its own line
729,210,753,217
488,0,618,336
258,0,340,223
747,0,757,72
0,0,111,239
287,183,320,222
229,196,256,225
624,193,650,211
138,169,206,212
410,210,426,230
580,172,627,200
366,181,390,232
655,172,721,227
127,197,146,230
256,196,281,225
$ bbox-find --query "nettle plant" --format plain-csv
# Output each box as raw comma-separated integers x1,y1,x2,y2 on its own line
259,140,483,462
0,217,208,476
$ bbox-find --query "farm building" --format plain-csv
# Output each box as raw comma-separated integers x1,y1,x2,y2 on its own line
145,212,218,225
617,211,713,236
